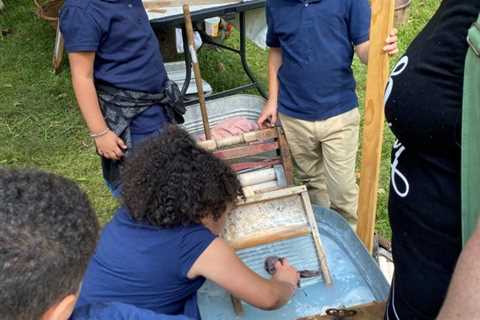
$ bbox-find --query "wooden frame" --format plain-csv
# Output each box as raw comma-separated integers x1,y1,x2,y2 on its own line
198,127,295,186
356,0,396,253
297,301,387,320
224,185,332,285
225,186,332,315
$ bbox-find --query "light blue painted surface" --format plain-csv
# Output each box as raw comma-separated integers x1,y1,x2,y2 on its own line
197,207,389,319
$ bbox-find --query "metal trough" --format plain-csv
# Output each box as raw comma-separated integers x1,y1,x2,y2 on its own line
198,207,389,319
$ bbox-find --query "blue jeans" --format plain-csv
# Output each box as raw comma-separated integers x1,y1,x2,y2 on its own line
106,105,169,197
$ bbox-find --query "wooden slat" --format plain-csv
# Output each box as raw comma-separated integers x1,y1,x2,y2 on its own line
198,128,278,152
236,185,307,206
356,0,395,253
144,0,239,9
242,180,279,197
230,158,282,172
214,142,279,161
301,191,332,286
277,127,295,185
229,225,311,250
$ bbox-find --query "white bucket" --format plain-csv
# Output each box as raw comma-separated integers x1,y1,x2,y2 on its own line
204,17,221,37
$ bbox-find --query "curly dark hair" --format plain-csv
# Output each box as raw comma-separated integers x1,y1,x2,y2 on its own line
0,168,99,320
121,126,243,227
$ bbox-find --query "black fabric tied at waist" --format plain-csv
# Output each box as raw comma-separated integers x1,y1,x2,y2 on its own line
96,80,185,192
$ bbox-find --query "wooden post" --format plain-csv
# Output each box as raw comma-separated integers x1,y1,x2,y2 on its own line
356,0,395,253
183,4,211,140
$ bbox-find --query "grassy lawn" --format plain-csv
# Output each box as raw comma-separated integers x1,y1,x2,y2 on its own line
0,0,440,235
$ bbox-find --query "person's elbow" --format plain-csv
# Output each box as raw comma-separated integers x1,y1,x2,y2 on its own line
355,41,370,65
357,49,369,65
255,284,290,310
359,54,368,65
256,294,285,311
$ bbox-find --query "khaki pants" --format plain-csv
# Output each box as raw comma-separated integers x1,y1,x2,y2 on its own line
280,109,360,224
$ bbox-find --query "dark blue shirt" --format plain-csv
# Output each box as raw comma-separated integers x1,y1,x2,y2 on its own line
71,303,192,320
60,0,168,93
266,0,371,121
76,207,216,319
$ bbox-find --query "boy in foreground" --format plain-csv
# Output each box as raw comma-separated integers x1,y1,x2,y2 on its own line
0,168,190,320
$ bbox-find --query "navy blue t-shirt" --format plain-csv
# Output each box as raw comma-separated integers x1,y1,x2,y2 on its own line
71,302,192,320
60,0,168,93
266,0,371,121
76,207,216,319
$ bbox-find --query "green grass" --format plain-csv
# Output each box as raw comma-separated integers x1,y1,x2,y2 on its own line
0,0,440,232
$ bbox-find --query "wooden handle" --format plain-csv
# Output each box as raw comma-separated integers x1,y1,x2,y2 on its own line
230,295,244,316
182,4,211,140
356,0,395,253
229,226,310,250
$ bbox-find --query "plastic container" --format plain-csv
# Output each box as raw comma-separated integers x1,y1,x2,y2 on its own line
205,16,221,37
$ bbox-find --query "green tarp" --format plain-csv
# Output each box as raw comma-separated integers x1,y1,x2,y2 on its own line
461,14,480,245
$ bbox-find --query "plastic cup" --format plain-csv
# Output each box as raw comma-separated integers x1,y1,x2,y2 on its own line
205,17,221,37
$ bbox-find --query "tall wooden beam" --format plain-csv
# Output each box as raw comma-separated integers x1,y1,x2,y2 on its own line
356,0,395,253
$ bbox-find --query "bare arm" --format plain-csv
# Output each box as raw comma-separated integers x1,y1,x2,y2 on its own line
69,52,105,134
355,41,370,65
188,238,299,310
355,29,399,65
257,47,282,128
68,52,126,160
437,225,480,319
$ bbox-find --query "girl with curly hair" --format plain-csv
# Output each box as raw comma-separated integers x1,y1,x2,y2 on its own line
75,126,299,319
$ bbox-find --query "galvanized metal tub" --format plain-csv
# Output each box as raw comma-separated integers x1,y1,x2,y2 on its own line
197,207,389,319
181,94,265,136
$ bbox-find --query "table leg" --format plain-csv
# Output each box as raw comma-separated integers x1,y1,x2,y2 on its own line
239,11,267,99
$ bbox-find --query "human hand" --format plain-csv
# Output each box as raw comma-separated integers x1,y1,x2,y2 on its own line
272,258,300,291
94,130,127,160
384,29,399,56
257,99,278,129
